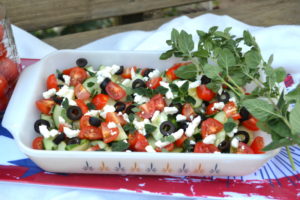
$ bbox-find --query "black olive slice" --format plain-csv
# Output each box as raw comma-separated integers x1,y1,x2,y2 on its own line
218,140,230,153
51,95,63,105
34,119,50,133
201,75,211,84
100,77,111,91
76,58,88,68
217,91,230,103
132,79,146,89
67,106,83,120
160,121,176,136
53,133,66,145
67,137,81,145
89,117,102,127
234,130,250,144
239,107,250,122
125,105,136,115
115,65,124,75
143,68,155,77
114,102,126,112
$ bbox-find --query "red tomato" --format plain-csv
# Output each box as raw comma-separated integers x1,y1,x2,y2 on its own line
250,136,265,154
201,118,224,138
0,74,8,98
223,101,241,120
0,57,19,83
105,81,126,100
182,103,196,121
150,94,166,111
175,134,188,147
166,63,189,81
138,100,155,119
79,126,102,140
0,96,9,111
92,93,109,110
35,99,55,115
194,142,219,153
146,77,162,89
0,25,3,40
86,145,101,151
0,43,7,58
74,83,91,100
205,102,219,115
237,142,254,154
106,112,127,125
242,116,259,131
69,67,87,86
101,122,119,143
155,143,175,152
32,136,44,150
58,124,65,132
46,74,59,90
196,85,216,101
80,115,92,129
75,99,89,114
128,132,149,151
62,67,80,75
121,66,136,79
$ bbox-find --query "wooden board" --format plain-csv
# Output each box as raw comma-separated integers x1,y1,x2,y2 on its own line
1,0,207,31
43,0,300,49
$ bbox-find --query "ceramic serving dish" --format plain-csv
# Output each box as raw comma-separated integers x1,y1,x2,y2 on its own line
2,50,280,176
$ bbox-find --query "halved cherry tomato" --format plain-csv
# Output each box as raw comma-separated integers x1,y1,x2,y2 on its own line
205,101,219,115
182,103,196,121
58,124,65,132
0,25,3,40
121,66,137,79
201,118,224,138
101,122,119,143
0,74,8,98
0,57,19,83
166,63,190,81
63,67,80,75
0,96,9,111
46,74,59,91
242,116,259,131
86,145,101,151
196,85,216,101
194,142,219,153
237,142,254,154
223,101,241,120
79,126,102,140
80,115,92,129
155,143,174,152
106,112,127,125
151,94,165,111
35,99,55,115
0,43,7,58
92,93,109,109
105,81,126,100
175,134,188,147
75,99,89,114
138,100,155,119
32,136,44,150
74,83,91,100
146,77,162,89
250,136,265,154
69,67,87,86
128,132,149,151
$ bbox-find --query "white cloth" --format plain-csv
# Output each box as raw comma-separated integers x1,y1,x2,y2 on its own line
4,13,300,200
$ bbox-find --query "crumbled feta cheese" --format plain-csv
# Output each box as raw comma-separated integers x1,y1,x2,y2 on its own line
123,140,128,143
203,134,217,144
189,80,201,89
231,137,240,148
227,127,238,137
96,66,113,84
42,88,56,99
190,140,196,145
176,114,187,122
111,64,120,74
133,93,150,104
133,119,150,135
163,107,178,115
68,98,77,106
143,76,149,82
100,105,116,118
56,85,74,100
39,125,59,138
126,150,132,152
229,97,236,103
212,102,225,111
174,80,187,88
151,110,160,122
159,81,174,99
185,116,201,137
155,129,184,148
145,145,156,153
214,151,221,154
218,87,223,95
63,75,70,86
122,79,131,87
148,69,160,79
107,122,117,129
122,113,130,123
131,67,137,80
85,110,100,117
64,127,80,138
59,116,66,125
111,131,117,135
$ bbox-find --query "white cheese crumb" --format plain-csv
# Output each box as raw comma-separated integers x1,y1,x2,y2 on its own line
133,93,150,104
159,81,174,99
185,116,201,137
155,129,184,148
151,111,160,122
85,110,100,117
110,131,117,135
190,140,196,145
163,107,178,115
218,87,223,95
111,64,120,74
123,140,128,143
148,69,160,79
174,80,187,88
64,127,80,138
176,114,187,122
100,105,116,118
227,127,238,137
39,125,60,138
63,75,70,86
42,88,56,99
145,145,157,153
231,137,240,148
133,119,150,136
131,67,136,80
229,97,236,103
107,122,117,129
96,66,113,84
189,80,201,89
214,151,221,154
126,150,132,152
122,79,131,87
203,134,217,144
212,102,225,111
56,85,75,104
122,113,130,123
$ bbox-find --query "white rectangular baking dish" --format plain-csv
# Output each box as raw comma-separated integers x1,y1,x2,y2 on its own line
2,50,280,176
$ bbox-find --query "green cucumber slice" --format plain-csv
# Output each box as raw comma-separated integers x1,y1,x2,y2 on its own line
215,130,226,147
40,114,55,129
57,141,67,151
66,139,90,151
214,111,228,124
116,125,128,141
188,88,202,107
82,77,100,94
52,105,72,128
43,137,57,150
151,113,168,140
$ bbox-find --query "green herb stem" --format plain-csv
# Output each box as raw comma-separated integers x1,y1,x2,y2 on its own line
286,146,296,170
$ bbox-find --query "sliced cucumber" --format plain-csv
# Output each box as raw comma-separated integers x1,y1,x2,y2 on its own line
90,140,108,149
52,105,72,128
57,141,67,151
214,111,228,124
72,120,80,130
215,130,226,147
43,137,57,150
147,136,156,148
40,114,55,129
116,125,128,141
82,77,100,94
151,113,168,140
188,88,202,107
172,147,183,153
238,126,254,145
66,139,90,151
